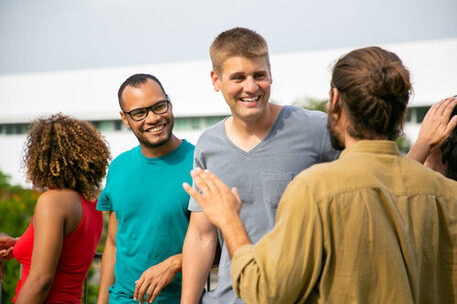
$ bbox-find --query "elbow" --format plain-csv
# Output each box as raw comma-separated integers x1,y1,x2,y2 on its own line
29,273,54,295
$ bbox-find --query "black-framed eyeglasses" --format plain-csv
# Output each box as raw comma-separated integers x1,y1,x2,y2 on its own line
123,99,170,121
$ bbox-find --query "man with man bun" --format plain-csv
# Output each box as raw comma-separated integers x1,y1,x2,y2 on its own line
185,46,457,303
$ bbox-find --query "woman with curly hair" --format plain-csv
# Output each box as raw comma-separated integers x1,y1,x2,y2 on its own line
0,114,111,303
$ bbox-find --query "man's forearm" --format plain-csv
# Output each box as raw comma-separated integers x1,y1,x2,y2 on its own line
97,241,116,304
407,141,433,164
219,215,251,259
181,231,217,304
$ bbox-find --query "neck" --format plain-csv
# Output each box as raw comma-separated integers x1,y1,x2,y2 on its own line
224,103,282,152
140,135,182,158
230,103,282,138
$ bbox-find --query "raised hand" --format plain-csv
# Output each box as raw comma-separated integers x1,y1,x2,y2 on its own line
183,168,242,228
408,96,457,163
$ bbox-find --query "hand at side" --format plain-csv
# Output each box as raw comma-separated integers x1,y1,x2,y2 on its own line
134,254,181,304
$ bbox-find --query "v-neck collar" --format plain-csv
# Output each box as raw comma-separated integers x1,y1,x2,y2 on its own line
220,106,288,157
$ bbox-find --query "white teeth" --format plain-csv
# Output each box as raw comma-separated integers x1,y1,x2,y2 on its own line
240,97,259,102
150,125,164,132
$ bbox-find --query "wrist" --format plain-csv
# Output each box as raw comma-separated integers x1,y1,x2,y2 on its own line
170,254,182,273
414,139,434,151
219,216,251,258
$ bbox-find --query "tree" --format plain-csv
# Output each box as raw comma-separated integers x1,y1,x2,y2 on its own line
293,96,327,113
292,96,412,154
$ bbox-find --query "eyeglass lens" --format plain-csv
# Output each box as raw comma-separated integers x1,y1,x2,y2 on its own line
130,101,168,121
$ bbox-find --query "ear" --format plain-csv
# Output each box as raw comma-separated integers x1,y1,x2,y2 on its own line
329,88,340,112
211,70,220,92
328,88,343,123
168,99,173,111
120,111,131,129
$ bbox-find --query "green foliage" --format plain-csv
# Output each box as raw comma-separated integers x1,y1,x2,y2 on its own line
0,171,105,303
293,97,413,155
293,97,328,113
0,171,38,303
396,135,412,154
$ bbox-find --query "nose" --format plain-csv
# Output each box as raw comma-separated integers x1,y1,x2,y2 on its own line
144,108,161,124
244,77,259,94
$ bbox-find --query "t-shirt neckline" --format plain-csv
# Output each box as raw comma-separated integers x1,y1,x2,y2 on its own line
220,106,289,157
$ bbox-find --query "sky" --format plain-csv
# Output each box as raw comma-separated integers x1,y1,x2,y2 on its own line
1,0,456,75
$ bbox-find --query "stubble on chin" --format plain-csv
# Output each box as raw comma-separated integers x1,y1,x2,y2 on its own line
139,129,173,148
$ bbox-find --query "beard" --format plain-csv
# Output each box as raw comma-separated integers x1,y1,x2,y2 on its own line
138,129,173,148
129,117,175,149
326,111,345,151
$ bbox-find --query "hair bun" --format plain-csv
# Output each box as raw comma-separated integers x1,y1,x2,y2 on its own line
368,62,410,105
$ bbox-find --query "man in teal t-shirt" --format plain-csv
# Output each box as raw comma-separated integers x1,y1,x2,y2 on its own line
97,73,195,304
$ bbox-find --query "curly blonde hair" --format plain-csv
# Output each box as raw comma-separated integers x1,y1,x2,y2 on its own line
23,114,111,199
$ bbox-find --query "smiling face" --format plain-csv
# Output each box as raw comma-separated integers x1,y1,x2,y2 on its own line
211,56,272,123
120,79,174,150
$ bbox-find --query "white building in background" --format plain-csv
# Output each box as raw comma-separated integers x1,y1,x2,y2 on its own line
1,38,456,186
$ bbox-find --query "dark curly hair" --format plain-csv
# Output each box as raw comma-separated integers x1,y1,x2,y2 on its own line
441,105,457,181
331,46,412,140
23,114,111,199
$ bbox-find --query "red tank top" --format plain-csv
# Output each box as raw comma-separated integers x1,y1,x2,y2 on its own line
12,194,103,303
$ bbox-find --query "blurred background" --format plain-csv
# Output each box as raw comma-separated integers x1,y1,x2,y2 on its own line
1,0,456,302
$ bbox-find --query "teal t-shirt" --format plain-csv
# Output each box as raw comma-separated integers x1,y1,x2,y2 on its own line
97,140,195,304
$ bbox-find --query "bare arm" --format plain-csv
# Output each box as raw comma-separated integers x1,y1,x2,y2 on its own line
180,212,218,304
15,191,78,304
183,169,250,259
184,169,324,303
408,96,457,163
97,211,117,304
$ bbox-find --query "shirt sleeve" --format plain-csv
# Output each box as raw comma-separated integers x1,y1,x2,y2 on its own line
230,176,324,303
96,188,113,211
96,171,113,211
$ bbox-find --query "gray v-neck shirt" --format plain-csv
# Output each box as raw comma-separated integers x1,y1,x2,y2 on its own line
188,105,339,304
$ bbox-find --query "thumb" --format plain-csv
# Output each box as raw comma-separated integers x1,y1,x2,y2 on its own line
231,187,241,201
231,187,242,213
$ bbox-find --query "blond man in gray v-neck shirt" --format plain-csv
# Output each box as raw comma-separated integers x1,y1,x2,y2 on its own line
181,27,339,304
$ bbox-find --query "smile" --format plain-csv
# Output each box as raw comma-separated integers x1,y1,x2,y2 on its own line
146,125,165,132
239,96,260,103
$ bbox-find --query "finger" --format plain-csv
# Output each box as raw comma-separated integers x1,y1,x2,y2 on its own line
435,96,455,117
5,247,13,259
134,276,146,302
0,250,8,259
183,183,206,207
137,281,150,304
231,187,243,213
441,96,457,119
203,170,230,192
231,187,241,202
146,284,159,303
445,115,457,138
199,170,223,193
191,170,211,195
148,285,161,303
